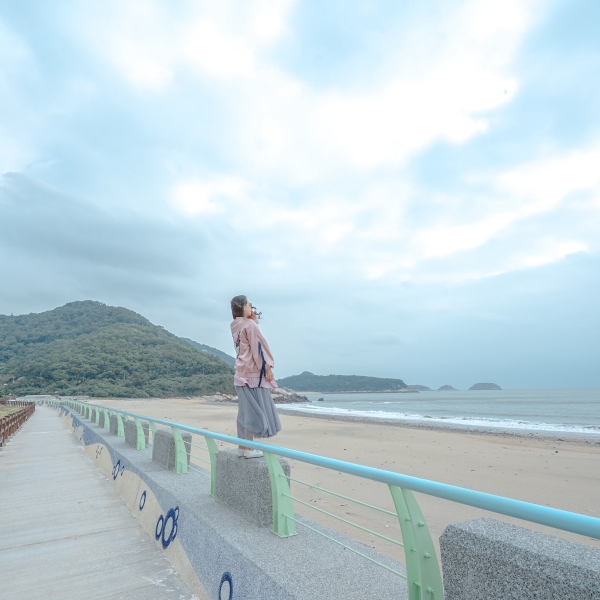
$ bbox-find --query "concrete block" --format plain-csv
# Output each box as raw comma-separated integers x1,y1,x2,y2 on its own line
124,419,150,448
440,517,600,600
109,414,120,435
152,428,191,470
98,411,108,428
215,449,291,527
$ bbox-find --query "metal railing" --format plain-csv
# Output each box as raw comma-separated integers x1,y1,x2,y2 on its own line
0,402,35,447
45,398,600,600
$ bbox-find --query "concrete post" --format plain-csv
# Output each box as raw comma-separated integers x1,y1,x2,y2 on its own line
440,517,600,599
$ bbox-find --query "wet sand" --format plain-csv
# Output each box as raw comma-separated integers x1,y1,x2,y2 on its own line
98,396,600,562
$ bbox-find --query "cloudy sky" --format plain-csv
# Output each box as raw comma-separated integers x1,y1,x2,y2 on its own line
1,0,599,389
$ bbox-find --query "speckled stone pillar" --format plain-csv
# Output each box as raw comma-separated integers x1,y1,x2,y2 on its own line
152,428,191,470
124,419,150,448
215,449,291,527
109,414,119,435
440,517,600,599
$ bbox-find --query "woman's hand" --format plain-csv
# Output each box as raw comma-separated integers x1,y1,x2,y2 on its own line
265,367,274,382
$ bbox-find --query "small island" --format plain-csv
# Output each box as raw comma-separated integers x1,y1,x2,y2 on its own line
437,385,458,391
469,383,502,390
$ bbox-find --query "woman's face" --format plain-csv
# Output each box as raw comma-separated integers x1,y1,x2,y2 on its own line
243,301,253,318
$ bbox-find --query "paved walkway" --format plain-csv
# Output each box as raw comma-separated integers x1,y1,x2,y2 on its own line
0,406,195,600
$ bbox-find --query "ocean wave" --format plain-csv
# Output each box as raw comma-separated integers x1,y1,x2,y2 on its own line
282,404,600,434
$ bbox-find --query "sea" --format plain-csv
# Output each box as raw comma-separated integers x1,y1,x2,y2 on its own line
282,389,600,437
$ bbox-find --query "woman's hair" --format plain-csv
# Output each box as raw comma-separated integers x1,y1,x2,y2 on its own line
230,295,262,321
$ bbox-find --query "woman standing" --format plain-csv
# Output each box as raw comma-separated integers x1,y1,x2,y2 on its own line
230,295,281,458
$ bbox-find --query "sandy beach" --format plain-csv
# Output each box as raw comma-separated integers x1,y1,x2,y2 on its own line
98,396,600,562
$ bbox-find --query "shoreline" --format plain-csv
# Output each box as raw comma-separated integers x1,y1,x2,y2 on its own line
276,406,600,446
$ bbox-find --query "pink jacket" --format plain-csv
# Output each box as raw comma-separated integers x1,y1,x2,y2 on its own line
230,317,275,379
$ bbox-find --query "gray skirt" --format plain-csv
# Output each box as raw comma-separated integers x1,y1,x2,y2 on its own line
235,386,282,440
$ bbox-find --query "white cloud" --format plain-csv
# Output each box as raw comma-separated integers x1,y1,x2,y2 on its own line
172,176,245,215
73,0,535,177
228,0,532,175
75,0,295,88
514,241,589,269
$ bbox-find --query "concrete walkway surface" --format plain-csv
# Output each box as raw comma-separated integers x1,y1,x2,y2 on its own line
0,406,196,600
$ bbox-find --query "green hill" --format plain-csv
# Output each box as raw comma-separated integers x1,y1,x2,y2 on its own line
0,301,234,398
277,371,408,392
180,338,235,368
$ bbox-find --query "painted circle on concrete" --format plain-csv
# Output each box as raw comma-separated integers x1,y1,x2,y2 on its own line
139,491,146,511
155,515,164,540
219,572,233,600
161,507,179,549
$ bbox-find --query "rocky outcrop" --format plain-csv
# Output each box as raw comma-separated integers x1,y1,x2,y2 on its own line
469,383,502,390
271,389,309,403
438,385,458,391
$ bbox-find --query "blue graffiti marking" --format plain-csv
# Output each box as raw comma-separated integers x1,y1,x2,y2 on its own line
111,460,126,480
139,490,147,511
154,506,179,549
155,515,164,540
219,572,233,600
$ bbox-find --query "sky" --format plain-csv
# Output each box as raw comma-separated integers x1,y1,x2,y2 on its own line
1,0,599,389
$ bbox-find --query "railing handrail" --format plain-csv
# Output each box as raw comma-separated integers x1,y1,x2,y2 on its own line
50,398,600,541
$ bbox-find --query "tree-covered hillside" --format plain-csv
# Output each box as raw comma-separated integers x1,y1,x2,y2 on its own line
277,371,408,392
180,338,235,368
0,301,234,398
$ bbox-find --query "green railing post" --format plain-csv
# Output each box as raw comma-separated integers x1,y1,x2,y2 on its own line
133,417,145,450
263,451,296,538
102,409,110,429
203,435,219,497
94,407,99,424
171,426,188,474
149,422,157,445
389,486,444,600
116,413,125,437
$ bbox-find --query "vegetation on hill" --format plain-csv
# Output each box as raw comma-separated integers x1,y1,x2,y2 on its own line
437,385,458,391
0,301,234,398
180,338,235,368
277,371,408,392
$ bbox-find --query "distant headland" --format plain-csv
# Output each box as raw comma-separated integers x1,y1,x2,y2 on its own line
277,371,415,393
469,383,502,390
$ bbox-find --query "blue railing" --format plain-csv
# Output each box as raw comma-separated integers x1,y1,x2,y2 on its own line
45,398,600,600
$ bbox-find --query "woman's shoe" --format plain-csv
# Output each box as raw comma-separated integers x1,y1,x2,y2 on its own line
237,448,245,457
244,449,263,459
